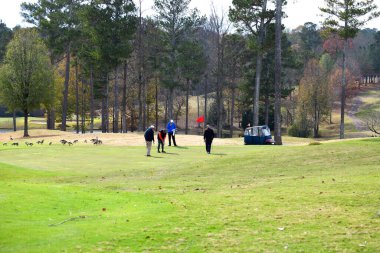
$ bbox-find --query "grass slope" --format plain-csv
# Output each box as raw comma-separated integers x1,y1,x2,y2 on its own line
0,139,380,252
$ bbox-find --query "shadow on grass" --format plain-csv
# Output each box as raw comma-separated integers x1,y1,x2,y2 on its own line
171,146,189,149
160,152,179,155
210,153,227,156
149,156,164,159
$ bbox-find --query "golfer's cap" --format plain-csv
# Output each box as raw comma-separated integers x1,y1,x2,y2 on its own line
170,120,174,123
151,125,155,128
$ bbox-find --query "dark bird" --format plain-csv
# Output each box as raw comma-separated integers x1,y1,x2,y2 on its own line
68,142,73,146
12,142,19,146
10,136,13,140
49,142,52,145
3,143,7,146
60,139,67,145
73,140,78,144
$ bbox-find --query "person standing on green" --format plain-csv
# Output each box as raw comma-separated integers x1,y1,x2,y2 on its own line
144,125,155,156
203,124,215,154
167,119,177,146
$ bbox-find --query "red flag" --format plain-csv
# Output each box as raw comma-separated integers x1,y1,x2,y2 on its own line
196,115,204,123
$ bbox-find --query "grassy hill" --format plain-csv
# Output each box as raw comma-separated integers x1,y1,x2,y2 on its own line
0,134,379,252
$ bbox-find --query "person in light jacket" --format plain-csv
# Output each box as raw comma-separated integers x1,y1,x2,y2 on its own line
203,124,214,154
167,119,177,146
144,125,155,156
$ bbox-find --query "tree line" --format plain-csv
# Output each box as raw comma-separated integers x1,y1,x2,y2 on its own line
0,0,379,141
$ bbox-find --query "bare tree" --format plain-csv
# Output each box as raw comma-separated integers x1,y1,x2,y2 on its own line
208,4,230,137
365,112,380,135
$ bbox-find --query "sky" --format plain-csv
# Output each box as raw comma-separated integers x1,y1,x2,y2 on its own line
1,0,379,30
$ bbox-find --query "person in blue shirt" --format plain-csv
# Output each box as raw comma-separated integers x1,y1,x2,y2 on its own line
166,119,177,146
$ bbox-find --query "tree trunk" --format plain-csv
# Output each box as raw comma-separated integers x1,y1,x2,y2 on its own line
23,109,29,137
122,62,128,133
168,88,174,120
47,109,55,130
101,75,109,133
138,72,143,131
142,78,147,130
253,0,268,126
90,67,94,133
13,110,16,132
113,67,119,133
185,78,190,134
164,92,168,123
230,86,235,138
61,45,71,131
81,76,85,134
197,83,200,128
155,74,159,130
75,61,79,134
204,74,208,129
264,93,269,126
340,40,348,139
274,0,283,145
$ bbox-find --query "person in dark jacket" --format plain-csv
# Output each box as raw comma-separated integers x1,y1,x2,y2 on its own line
167,119,177,146
157,129,167,153
144,125,155,156
203,124,215,154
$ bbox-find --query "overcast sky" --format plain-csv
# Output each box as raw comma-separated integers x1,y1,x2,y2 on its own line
1,0,379,30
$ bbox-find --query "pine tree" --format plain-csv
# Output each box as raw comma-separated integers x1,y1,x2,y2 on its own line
320,0,379,139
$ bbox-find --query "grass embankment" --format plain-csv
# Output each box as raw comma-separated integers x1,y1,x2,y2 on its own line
0,136,379,252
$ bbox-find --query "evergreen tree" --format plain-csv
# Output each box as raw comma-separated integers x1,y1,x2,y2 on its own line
154,0,205,120
0,21,13,63
320,0,379,139
229,0,275,126
22,0,82,131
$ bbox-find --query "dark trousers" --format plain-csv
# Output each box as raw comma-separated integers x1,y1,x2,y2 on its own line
168,132,177,146
158,140,164,152
205,140,212,153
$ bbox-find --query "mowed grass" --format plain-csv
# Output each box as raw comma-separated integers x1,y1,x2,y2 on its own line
1,139,380,252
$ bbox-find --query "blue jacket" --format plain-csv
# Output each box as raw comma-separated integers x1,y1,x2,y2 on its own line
167,122,176,133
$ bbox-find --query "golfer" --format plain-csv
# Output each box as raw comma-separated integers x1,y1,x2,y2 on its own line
203,124,215,154
167,119,177,146
144,125,155,156
157,129,167,153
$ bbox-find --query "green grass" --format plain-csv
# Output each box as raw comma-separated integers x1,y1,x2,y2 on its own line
0,117,47,130
1,139,380,252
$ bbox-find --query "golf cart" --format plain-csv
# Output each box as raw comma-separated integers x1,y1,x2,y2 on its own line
244,125,274,145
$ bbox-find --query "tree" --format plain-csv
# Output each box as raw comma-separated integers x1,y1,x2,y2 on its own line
320,0,379,139
178,39,206,134
297,58,331,137
22,0,82,131
369,31,380,73
208,5,230,138
224,33,245,137
0,29,54,137
83,0,137,133
299,22,323,62
0,20,12,63
274,0,283,145
154,0,204,120
364,111,380,135
229,0,275,126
